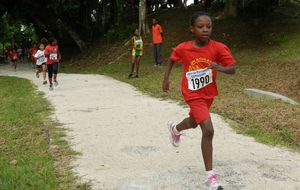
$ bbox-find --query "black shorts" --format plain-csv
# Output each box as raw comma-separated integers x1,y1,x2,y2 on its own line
36,62,46,68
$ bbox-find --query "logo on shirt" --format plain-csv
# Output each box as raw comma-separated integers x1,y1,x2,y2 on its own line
189,58,212,71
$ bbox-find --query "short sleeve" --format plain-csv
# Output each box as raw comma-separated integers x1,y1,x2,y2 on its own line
159,25,163,33
34,51,39,58
44,46,49,56
217,43,235,67
169,46,181,63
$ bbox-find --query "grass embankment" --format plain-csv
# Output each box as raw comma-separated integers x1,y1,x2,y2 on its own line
0,76,90,190
61,7,300,150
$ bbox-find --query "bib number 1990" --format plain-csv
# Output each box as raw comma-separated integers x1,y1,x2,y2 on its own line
50,53,57,60
186,68,213,91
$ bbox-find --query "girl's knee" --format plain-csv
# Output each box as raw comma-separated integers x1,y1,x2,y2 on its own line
203,127,214,137
200,120,214,137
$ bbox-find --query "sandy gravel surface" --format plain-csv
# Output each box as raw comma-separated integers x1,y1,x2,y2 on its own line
1,64,300,190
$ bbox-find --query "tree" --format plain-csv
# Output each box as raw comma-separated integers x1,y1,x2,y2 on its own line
139,0,147,37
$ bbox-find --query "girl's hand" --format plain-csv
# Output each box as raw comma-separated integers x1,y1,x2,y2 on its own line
207,63,222,71
208,63,236,74
162,79,170,92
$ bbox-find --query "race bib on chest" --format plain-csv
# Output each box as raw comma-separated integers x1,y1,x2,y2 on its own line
40,57,45,63
50,53,57,60
136,39,142,45
186,68,213,91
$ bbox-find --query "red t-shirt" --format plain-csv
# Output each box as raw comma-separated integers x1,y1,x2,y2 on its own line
10,52,19,61
152,24,163,44
170,40,235,101
45,45,60,64
29,47,38,58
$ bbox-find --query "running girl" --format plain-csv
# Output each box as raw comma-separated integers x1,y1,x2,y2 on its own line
128,29,143,78
162,12,236,190
44,37,61,91
29,44,38,68
10,48,19,71
34,43,47,85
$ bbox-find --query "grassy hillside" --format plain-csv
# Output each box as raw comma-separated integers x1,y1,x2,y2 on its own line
61,6,300,150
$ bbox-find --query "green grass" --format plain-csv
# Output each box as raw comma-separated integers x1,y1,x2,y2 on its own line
61,7,300,151
0,76,58,190
0,76,91,190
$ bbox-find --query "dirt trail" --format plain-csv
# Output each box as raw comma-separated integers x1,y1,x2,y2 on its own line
1,64,299,190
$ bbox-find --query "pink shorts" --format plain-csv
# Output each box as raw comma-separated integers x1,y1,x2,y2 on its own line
187,98,214,124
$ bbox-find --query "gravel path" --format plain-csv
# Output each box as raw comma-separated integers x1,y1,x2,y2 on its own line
1,64,300,190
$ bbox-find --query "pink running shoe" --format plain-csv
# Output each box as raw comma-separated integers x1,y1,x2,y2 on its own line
205,172,224,190
167,121,181,147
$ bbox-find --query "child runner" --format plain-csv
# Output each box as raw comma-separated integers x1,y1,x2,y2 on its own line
162,12,236,190
34,43,47,85
44,37,61,91
10,48,19,71
128,28,143,78
29,44,38,68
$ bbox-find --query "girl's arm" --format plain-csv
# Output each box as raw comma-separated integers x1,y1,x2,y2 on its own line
162,60,175,92
132,38,135,50
208,63,236,75
44,48,49,57
58,49,61,60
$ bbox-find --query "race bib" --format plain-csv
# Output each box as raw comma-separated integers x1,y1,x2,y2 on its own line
136,39,142,45
50,53,57,60
186,68,213,91
40,57,45,63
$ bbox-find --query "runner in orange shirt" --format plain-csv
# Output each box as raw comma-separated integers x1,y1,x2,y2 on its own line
152,18,163,66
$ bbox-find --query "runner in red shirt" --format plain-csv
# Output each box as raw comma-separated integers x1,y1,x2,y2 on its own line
10,48,19,71
162,12,236,190
29,44,38,68
44,37,61,91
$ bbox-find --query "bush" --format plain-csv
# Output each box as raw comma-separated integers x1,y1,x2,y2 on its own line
237,0,274,19
104,23,137,42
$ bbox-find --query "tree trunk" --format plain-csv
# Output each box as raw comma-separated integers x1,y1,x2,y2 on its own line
116,0,124,25
176,0,184,7
110,0,117,25
139,0,147,37
194,0,199,5
56,19,85,52
32,17,54,37
224,0,237,17
102,0,106,29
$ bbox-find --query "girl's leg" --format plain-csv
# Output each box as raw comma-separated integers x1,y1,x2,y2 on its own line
131,57,136,73
42,64,47,83
168,116,197,147
36,66,40,78
135,56,141,77
199,117,223,189
176,116,198,132
53,62,59,84
47,64,53,85
199,117,214,171
13,61,17,71
128,56,136,78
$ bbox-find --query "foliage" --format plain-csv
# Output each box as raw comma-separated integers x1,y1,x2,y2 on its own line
46,0,81,15
0,13,38,53
236,0,275,18
104,23,138,42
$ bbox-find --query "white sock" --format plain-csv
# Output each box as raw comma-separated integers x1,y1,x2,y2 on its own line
206,170,214,177
173,125,181,135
